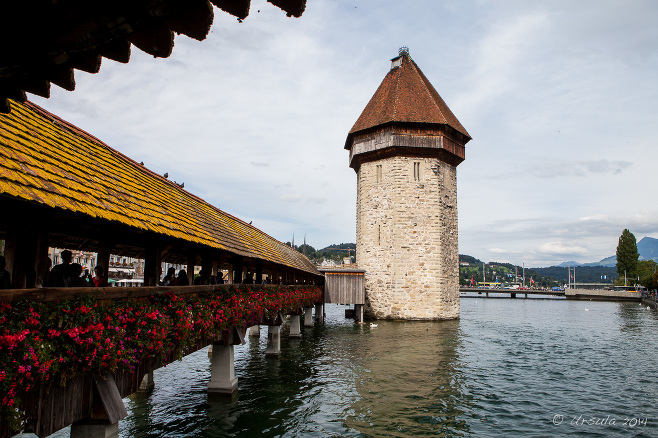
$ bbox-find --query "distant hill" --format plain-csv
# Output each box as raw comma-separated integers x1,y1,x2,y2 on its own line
459,254,483,265
592,255,616,267
286,242,355,264
530,265,617,284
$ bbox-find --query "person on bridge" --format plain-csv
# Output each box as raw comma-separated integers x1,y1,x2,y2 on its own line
49,249,73,287
91,266,109,287
174,269,189,286
162,267,176,286
67,263,91,287
194,269,209,285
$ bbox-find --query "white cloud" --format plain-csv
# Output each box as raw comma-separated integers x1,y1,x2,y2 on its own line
29,0,658,262
278,194,304,203
537,242,588,256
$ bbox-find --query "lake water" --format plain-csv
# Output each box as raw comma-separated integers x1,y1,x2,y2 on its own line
45,297,658,437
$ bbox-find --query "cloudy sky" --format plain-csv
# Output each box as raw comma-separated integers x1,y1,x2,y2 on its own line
32,0,658,267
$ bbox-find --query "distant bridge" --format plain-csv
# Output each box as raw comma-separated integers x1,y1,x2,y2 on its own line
460,287,565,298
460,287,643,302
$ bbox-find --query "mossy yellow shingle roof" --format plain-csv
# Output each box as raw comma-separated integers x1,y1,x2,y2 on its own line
0,100,319,275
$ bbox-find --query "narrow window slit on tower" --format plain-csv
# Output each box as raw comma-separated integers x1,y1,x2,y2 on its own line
413,162,421,181
376,165,382,183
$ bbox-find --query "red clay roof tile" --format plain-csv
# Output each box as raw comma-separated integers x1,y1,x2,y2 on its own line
348,52,471,140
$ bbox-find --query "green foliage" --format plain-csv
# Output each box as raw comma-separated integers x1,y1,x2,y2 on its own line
458,259,557,287
459,254,482,264
637,260,657,290
616,229,639,278
289,242,356,264
459,257,620,287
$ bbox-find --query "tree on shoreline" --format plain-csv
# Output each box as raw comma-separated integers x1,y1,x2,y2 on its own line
616,229,639,281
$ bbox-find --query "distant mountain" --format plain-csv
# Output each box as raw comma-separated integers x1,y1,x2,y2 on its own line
556,261,581,268
554,236,658,268
591,255,616,267
637,236,658,261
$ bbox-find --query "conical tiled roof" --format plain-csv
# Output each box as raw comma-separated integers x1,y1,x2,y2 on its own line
347,52,470,146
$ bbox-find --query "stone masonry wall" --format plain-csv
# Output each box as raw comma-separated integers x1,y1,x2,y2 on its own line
356,155,459,320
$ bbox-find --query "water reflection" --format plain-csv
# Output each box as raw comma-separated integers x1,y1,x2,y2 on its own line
345,319,471,436
105,301,658,438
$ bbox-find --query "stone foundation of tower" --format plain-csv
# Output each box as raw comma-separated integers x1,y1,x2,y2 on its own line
356,156,460,320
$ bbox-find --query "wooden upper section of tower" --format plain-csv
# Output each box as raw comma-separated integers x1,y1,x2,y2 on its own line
345,49,471,170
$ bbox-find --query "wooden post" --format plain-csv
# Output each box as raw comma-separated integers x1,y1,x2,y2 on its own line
34,227,49,287
186,252,196,285
232,256,243,284
255,260,263,285
143,243,162,287
271,266,279,285
71,373,127,438
211,258,219,281
97,242,112,285
354,304,364,322
6,224,38,288
3,232,16,283
200,252,211,284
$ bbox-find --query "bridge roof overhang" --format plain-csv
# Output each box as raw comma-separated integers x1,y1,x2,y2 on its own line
0,0,307,113
0,100,320,276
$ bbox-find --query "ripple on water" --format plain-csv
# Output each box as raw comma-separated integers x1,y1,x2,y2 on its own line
79,301,658,438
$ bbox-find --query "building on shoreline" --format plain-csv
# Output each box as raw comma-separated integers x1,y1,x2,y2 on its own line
345,48,471,320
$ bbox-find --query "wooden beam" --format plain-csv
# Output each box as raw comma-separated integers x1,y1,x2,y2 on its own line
211,0,251,20
71,54,103,74
100,38,131,63
128,24,175,58
22,79,51,98
167,0,214,41
267,0,306,17
49,66,76,91
92,373,128,423
0,284,317,304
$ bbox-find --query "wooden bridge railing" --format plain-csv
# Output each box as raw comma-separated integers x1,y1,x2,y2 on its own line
0,284,323,438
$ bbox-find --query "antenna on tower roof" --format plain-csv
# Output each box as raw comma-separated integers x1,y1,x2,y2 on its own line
399,46,409,56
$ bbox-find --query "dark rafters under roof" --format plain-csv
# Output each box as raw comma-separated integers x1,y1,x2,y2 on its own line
0,0,307,113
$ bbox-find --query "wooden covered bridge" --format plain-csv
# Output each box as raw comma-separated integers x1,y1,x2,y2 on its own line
0,1,331,436
0,99,325,436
